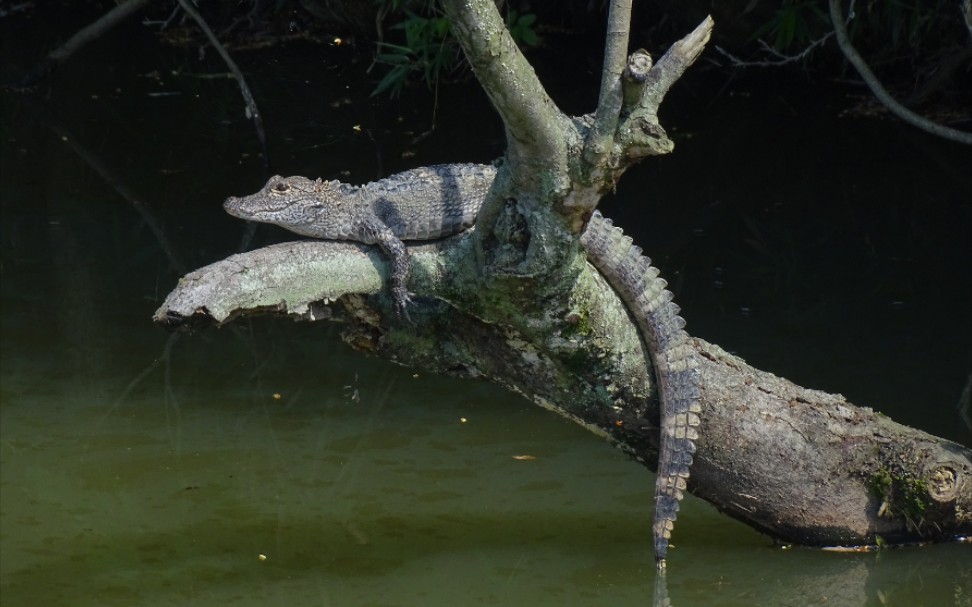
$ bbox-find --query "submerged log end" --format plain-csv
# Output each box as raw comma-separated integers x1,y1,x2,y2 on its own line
692,339,972,547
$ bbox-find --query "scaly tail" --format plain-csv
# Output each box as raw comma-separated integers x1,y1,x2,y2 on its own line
580,211,702,570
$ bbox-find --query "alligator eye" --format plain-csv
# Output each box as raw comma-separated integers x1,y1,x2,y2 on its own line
273,183,290,193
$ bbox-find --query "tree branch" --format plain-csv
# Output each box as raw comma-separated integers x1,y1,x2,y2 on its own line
639,16,713,115
583,0,632,169
564,16,714,216
154,241,385,327
439,0,570,174
829,0,972,145
963,0,972,43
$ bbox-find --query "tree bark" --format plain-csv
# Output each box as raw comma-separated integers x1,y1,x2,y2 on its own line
155,2,972,552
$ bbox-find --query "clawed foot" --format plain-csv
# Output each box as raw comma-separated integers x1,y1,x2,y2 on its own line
392,287,414,322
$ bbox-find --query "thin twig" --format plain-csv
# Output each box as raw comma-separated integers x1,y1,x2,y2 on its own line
40,109,188,275
142,4,183,30
715,34,834,68
21,0,152,86
110,333,181,412
176,0,272,167
0,2,31,19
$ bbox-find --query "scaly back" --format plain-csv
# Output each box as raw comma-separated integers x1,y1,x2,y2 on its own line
363,164,497,240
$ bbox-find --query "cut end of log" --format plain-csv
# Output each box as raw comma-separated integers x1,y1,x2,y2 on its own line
926,465,959,503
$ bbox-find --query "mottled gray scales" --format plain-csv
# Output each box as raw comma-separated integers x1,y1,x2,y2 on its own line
224,164,495,315
363,164,492,240
224,165,701,569
580,211,701,569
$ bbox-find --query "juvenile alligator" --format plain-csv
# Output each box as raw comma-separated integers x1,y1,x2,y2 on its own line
223,163,701,569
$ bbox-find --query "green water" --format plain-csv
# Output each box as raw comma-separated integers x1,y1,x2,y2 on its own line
1,325,969,606
2,325,967,606
2,10,971,607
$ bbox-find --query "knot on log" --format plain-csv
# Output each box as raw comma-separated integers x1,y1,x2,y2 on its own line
927,466,958,503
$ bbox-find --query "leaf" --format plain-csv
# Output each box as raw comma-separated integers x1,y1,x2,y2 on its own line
519,28,539,47
376,53,412,65
517,13,536,27
371,64,408,98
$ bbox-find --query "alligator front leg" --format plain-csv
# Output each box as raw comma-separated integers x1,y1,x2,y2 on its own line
357,218,413,318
